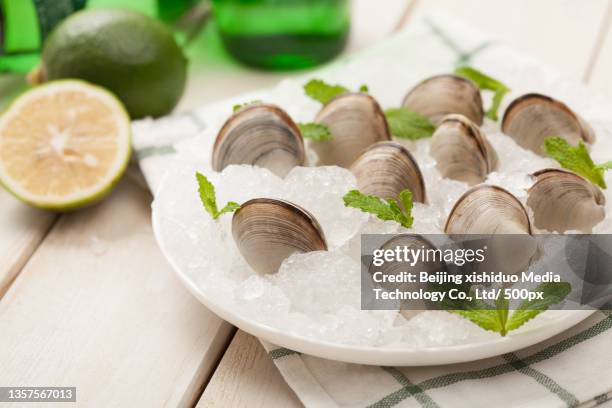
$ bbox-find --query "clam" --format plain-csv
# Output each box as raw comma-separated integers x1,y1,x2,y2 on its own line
445,185,536,275
350,141,426,204
402,74,484,126
232,198,327,274
445,184,531,235
310,93,391,168
368,234,446,319
430,114,499,185
527,168,605,233
502,93,595,156
212,104,305,177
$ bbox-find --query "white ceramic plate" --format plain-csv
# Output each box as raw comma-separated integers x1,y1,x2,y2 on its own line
146,14,609,366
153,210,593,366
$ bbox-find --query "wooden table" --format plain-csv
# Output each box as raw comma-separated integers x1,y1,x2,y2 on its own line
1,1,612,406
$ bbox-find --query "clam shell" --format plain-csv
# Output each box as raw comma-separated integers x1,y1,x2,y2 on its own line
445,185,536,275
212,104,305,177
350,141,426,204
445,184,531,235
402,74,484,126
232,198,327,274
310,93,391,168
368,234,444,319
501,93,595,156
527,168,605,233
430,114,499,186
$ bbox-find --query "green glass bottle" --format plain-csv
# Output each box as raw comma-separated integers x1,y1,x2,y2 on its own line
0,0,194,73
212,0,350,70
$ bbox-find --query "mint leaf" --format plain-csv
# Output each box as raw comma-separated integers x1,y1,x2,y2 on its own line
304,79,349,104
196,171,218,218
451,291,506,334
384,107,436,140
453,282,570,336
303,79,370,104
343,189,414,228
298,122,333,141
233,100,262,112
506,282,571,332
599,161,612,170
543,137,607,188
398,190,414,226
195,172,240,220
455,66,510,121
218,201,241,217
454,309,504,333
495,294,510,336
488,88,509,122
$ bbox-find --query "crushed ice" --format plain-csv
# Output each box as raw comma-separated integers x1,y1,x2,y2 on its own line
152,75,612,349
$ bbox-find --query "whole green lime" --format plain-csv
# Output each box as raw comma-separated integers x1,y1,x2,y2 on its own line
40,9,188,119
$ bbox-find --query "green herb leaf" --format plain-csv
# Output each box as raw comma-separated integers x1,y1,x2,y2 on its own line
454,309,504,333
599,161,612,170
195,171,240,220
298,122,333,141
304,79,349,104
453,282,570,336
506,282,571,332
232,100,262,112
398,190,414,226
543,137,608,188
343,189,414,228
303,79,370,104
495,294,510,336
384,107,436,140
196,171,218,218
455,66,510,121
218,201,241,217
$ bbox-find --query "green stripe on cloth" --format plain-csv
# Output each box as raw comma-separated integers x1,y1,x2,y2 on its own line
269,347,300,360
594,392,610,405
374,367,440,408
424,18,492,66
368,313,612,407
503,353,579,407
136,145,177,160
521,312,612,366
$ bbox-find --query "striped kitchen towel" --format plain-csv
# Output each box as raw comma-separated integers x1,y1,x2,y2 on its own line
132,12,612,408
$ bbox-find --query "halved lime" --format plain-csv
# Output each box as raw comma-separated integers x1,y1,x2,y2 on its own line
0,80,131,210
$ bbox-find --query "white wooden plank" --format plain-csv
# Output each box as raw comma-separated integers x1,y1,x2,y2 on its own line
0,189,56,298
197,331,302,408
412,0,610,82
0,179,233,407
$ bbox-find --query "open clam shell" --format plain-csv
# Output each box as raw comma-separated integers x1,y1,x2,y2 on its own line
501,93,595,156
445,185,536,275
350,141,426,204
368,234,445,319
310,93,391,168
402,74,484,126
212,104,305,177
527,168,606,233
232,198,327,275
430,114,499,186
445,184,531,235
